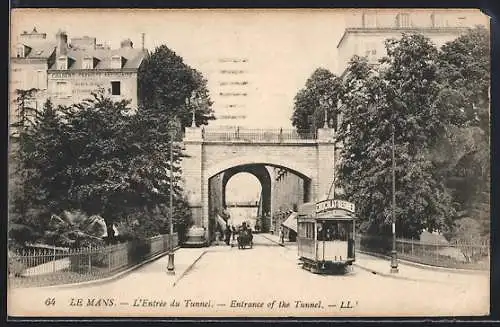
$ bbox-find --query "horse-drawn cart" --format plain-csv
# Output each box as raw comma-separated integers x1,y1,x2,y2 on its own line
237,229,253,249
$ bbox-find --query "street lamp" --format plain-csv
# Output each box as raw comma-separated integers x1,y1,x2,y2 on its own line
390,117,398,274
166,119,178,275
381,80,399,274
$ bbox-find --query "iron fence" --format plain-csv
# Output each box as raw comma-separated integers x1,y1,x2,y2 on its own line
8,233,178,282
203,128,317,142
355,233,490,270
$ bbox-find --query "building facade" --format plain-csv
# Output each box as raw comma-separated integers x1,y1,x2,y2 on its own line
336,9,488,74
10,27,55,124
47,31,145,109
270,167,306,233
209,57,250,126
10,28,145,126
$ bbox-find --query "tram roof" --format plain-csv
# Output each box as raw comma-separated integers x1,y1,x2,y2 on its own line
298,201,356,221
298,202,316,216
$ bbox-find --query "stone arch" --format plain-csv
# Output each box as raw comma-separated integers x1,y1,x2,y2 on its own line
204,154,315,181
203,155,316,239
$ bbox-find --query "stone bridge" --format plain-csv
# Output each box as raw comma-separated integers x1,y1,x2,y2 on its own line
180,126,336,241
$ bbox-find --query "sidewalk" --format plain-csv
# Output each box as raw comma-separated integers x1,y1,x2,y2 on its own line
260,233,295,249
30,247,208,290
107,247,209,289
354,253,488,284
261,233,488,284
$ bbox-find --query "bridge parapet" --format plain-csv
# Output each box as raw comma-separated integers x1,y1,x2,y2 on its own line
201,127,317,143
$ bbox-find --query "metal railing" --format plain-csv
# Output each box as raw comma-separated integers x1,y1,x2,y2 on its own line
8,233,178,286
356,233,490,270
202,127,317,142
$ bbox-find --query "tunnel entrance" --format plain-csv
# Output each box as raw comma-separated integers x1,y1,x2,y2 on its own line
207,163,311,245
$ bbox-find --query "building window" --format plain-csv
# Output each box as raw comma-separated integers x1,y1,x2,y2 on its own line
111,55,123,69
111,81,121,95
82,56,93,69
57,56,68,70
16,45,25,58
37,70,46,89
396,13,410,28
457,17,466,27
55,81,70,98
362,12,377,28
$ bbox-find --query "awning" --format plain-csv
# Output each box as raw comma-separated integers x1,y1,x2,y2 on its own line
281,212,298,232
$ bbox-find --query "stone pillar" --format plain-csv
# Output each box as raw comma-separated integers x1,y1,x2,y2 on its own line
181,127,204,228
317,128,336,200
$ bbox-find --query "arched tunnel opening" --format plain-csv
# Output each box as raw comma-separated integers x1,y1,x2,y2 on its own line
207,163,311,245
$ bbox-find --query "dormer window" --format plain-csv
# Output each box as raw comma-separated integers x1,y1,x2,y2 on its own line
82,56,94,69
57,55,68,70
16,44,26,58
111,55,124,69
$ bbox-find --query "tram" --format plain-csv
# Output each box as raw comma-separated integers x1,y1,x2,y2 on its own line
297,199,356,274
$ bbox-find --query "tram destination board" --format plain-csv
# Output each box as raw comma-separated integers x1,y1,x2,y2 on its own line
315,199,355,214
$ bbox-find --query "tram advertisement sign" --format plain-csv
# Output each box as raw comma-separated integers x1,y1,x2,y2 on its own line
315,199,355,214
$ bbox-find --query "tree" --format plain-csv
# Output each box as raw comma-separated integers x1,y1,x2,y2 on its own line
10,88,39,135
435,26,490,238
9,90,192,247
337,34,457,238
55,91,186,239
437,26,490,133
9,99,61,247
137,45,215,132
291,68,344,132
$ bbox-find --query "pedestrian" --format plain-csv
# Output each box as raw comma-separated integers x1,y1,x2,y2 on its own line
279,226,284,244
224,224,231,245
232,225,236,240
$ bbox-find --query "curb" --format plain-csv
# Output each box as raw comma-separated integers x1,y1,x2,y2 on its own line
358,250,489,275
352,262,470,285
172,249,208,287
17,246,181,290
260,234,292,249
352,262,422,282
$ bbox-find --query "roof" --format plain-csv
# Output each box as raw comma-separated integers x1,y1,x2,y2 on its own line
336,26,469,49
298,202,316,217
48,47,146,70
15,41,56,59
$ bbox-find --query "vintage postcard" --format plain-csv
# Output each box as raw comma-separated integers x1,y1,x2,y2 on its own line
8,8,491,318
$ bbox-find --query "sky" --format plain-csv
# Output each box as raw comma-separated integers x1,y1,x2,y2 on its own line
11,9,347,128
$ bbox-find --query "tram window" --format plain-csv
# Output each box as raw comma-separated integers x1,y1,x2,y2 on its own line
316,221,349,241
305,223,313,238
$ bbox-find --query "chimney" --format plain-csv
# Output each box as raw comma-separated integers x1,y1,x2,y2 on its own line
56,29,68,56
120,38,133,48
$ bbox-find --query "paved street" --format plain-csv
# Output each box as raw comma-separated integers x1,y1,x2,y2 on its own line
8,234,489,318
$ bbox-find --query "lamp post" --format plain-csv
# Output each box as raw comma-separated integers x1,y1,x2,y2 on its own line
390,121,399,273
166,119,177,275
382,80,399,274
186,91,198,128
